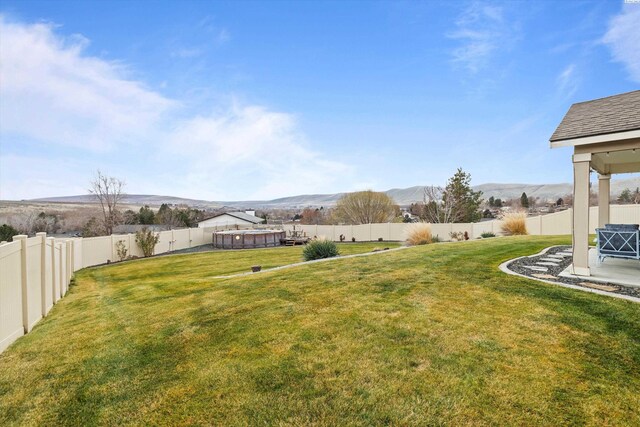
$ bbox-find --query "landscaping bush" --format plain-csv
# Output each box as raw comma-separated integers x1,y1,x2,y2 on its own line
500,212,528,235
449,231,465,241
115,240,128,261
406,223,433,246
135,227,160,257
302,239,340,261
0,224,18,242
480,232,496,238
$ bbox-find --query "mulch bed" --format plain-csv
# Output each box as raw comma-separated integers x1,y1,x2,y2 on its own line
507,245,640,298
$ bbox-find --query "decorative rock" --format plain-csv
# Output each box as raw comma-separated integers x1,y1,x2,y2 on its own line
523,266,548,272
579,282,618,292
532,274,557,280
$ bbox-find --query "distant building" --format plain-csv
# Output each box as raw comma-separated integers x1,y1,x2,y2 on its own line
197,211,263,228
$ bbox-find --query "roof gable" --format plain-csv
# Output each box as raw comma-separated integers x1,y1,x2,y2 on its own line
550,90,640,143
199,211,263,224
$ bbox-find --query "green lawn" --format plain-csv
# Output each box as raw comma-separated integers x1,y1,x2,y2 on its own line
1,237,639,426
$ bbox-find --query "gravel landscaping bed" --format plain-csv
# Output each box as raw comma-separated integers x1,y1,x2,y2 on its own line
506,245,640,298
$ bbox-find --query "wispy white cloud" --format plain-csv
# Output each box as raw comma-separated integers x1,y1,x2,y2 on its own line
0,17,174,151
447,2,515,73
0,16,349,200
602,5,640,82
556,63,579,99
166,104,352,200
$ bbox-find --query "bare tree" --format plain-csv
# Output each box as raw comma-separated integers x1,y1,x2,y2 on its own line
332,191,398,224
89,170,125,235
422,186,455,223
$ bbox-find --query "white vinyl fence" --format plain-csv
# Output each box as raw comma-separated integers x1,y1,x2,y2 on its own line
0,227,209,353
1,205,638,354
277,206,640,242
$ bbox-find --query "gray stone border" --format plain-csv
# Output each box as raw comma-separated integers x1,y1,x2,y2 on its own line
499,247,640,303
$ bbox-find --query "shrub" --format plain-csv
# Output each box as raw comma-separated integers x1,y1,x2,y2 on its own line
480,232,496,238
136,227,160,257
115,240,128,261
0,224,19,242
302,239,340,261
449,231,465,241
406,223,433,246
500,212,528,236
432,235,441,243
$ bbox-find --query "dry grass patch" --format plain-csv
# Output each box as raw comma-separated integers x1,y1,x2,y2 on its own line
405,223,433,245
500,211,528,235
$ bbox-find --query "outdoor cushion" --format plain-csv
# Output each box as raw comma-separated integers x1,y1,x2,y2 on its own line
604,224,639,231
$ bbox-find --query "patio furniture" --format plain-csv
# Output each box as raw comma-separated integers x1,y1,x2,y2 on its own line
596,224,640,262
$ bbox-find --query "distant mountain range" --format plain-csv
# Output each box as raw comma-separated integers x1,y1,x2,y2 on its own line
28,176,640,209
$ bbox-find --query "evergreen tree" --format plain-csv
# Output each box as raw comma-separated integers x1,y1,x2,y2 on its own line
423,168,483,223
618,188,632,204
520,192,529,209
0,224,19,242
138,205,156,224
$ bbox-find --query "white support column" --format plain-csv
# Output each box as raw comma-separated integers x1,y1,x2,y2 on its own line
598,174,611,228
572,153,591,276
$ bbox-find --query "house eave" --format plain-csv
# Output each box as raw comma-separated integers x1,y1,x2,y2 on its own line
550,129,640,149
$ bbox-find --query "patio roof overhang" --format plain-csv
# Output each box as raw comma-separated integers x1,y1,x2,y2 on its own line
550,90,640,280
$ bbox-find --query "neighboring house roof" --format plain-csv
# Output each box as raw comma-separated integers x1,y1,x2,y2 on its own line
198,211,263,224
549,90,640,142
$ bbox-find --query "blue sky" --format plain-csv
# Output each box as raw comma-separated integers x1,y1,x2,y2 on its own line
1,0,638,201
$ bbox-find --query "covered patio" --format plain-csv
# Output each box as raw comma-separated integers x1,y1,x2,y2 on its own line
550,90,640,286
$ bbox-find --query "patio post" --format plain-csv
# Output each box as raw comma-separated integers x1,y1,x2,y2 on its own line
572,153,591,276
598,174,611,228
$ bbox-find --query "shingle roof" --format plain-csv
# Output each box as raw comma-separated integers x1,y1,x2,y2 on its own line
549,90,640,142
199,211,263,224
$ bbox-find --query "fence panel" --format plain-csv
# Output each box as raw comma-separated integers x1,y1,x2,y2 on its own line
172,229,191,251
610,204,640,225
25,237,43,331
59,243,67,297
540,209,572,235
352,225,371,242
43,238,53,314
370,223,390,241
0,241,24,353
81,236,112,267
156,230,173,254
189,228,206,247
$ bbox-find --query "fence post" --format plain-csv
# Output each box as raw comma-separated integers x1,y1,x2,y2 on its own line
48,238,57,303
110,235,115,262
36,232,48,316
57,242,64,297
188,228,192,248
66,241,72,284
14,235,31,333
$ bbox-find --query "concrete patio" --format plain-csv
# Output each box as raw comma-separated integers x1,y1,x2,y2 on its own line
560,248,640,287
